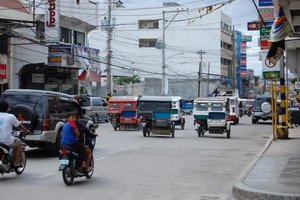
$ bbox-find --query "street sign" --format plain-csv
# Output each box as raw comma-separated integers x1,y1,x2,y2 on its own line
260,26,271,40
259,0,273,7
260,39,271,50
241,35,252,42
259,8,274,21
261,51,280,80
295,82,300,90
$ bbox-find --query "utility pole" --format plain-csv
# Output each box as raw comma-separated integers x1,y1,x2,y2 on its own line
207,62,210,97
231,25,235,90
160,9,188,95
197,50,205,97
105,0,112,99
162,10,166,96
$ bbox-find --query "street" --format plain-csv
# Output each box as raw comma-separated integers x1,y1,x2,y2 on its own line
0,116,271,200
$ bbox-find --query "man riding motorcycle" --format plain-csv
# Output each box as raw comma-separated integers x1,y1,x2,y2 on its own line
0,100,30,168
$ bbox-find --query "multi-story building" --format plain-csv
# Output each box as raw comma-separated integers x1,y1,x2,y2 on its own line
93,2,234,96
0,0,32,94
1,0,100,95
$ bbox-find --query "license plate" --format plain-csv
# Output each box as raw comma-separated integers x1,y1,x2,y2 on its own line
59,159,69,165
124,118,131,121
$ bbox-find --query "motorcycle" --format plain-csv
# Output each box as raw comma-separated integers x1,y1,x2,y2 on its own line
0,131,27,175
58,145,94,185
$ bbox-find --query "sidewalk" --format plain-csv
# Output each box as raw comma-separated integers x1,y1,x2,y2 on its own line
233,126,300,200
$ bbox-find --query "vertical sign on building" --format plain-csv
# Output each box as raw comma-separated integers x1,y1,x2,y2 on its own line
45,0,60,43
240,41,247,78
0,64,6,80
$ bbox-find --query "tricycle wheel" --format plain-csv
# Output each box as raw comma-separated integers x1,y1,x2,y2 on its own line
181,118,185,130
171,123,175,138
142,127,147,137
226,126,231,138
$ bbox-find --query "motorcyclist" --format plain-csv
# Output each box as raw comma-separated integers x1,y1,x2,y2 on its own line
61,111,88,170
0,100,30,168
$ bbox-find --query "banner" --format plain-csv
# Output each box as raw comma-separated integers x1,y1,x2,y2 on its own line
269,7,293,42
0,64,6,80
259,0,273,7
44,0,60,43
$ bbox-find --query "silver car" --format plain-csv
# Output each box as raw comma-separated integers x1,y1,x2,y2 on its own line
78,96,109,123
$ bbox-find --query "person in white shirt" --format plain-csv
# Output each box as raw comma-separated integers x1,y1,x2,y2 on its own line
0,100,30,168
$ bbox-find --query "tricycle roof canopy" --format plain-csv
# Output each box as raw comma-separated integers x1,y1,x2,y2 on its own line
139,96,172,102
109,96,138,102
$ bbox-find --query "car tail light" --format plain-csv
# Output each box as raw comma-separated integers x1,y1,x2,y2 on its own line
42,117,50,131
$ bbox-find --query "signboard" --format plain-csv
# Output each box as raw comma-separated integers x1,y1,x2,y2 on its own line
48,44,74,67
259,0,273,7
260,26,271,40
259,8,274,21
248,22,260,31
261,51,280,80
45,0,60,42
0,64,6,80
247,21,273,31
295,82,300,90
113,84,124,90
260,39,271,50
32,74,45,83
241,35,252,42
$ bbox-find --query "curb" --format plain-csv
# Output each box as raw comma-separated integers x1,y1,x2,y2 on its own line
232,135,274,199
232,134,300,200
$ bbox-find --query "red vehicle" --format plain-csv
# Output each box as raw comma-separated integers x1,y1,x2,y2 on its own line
108,96,140,131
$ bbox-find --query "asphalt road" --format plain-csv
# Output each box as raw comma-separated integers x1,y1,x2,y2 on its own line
0,115,272,200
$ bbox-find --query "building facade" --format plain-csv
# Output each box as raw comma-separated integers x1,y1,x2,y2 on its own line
1,0,100,95
92,2,234,96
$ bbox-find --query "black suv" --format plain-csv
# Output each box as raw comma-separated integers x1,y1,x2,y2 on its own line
1,89,97,155
252,96,272,124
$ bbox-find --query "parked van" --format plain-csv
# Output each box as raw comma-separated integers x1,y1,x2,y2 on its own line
77,95,109,123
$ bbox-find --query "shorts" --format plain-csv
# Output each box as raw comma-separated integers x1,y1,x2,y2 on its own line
8,138,22,148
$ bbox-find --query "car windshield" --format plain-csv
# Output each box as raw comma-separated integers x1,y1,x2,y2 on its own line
78,97,91,107
3,94,44,117
196,103,208,111
138,101,170,112
171,109,178,114
211,103,224,111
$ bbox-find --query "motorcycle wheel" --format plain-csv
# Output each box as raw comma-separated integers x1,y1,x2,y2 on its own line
15,151,26,175
62,166,74,186
142,127,147,137
85,157,94,179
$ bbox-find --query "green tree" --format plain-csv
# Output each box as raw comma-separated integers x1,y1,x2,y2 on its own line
113,75,141,95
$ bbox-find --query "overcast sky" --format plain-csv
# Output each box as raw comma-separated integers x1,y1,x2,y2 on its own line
114,0,262,76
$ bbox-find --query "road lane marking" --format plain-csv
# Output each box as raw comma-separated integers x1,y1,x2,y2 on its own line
95,156,107,161
38,171,58,179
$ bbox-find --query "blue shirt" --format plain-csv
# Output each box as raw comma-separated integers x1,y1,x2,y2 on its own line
61,122,77,145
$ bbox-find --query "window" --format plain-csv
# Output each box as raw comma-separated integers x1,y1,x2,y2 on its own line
36,21,45,40
73,31,85,46
0,34,8,55
92,98,103,107
138,20,159,29
60,27,72,43
139,38,157,47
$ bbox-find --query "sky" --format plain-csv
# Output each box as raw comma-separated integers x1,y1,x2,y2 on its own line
110,0,263,76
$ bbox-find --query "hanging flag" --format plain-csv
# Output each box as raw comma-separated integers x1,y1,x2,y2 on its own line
77,69,87,80
266,7,293,65
89,68,101,82
269,7,293,42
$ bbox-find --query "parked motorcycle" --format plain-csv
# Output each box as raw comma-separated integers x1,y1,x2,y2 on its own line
0,132,27,175
58,145,94,185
